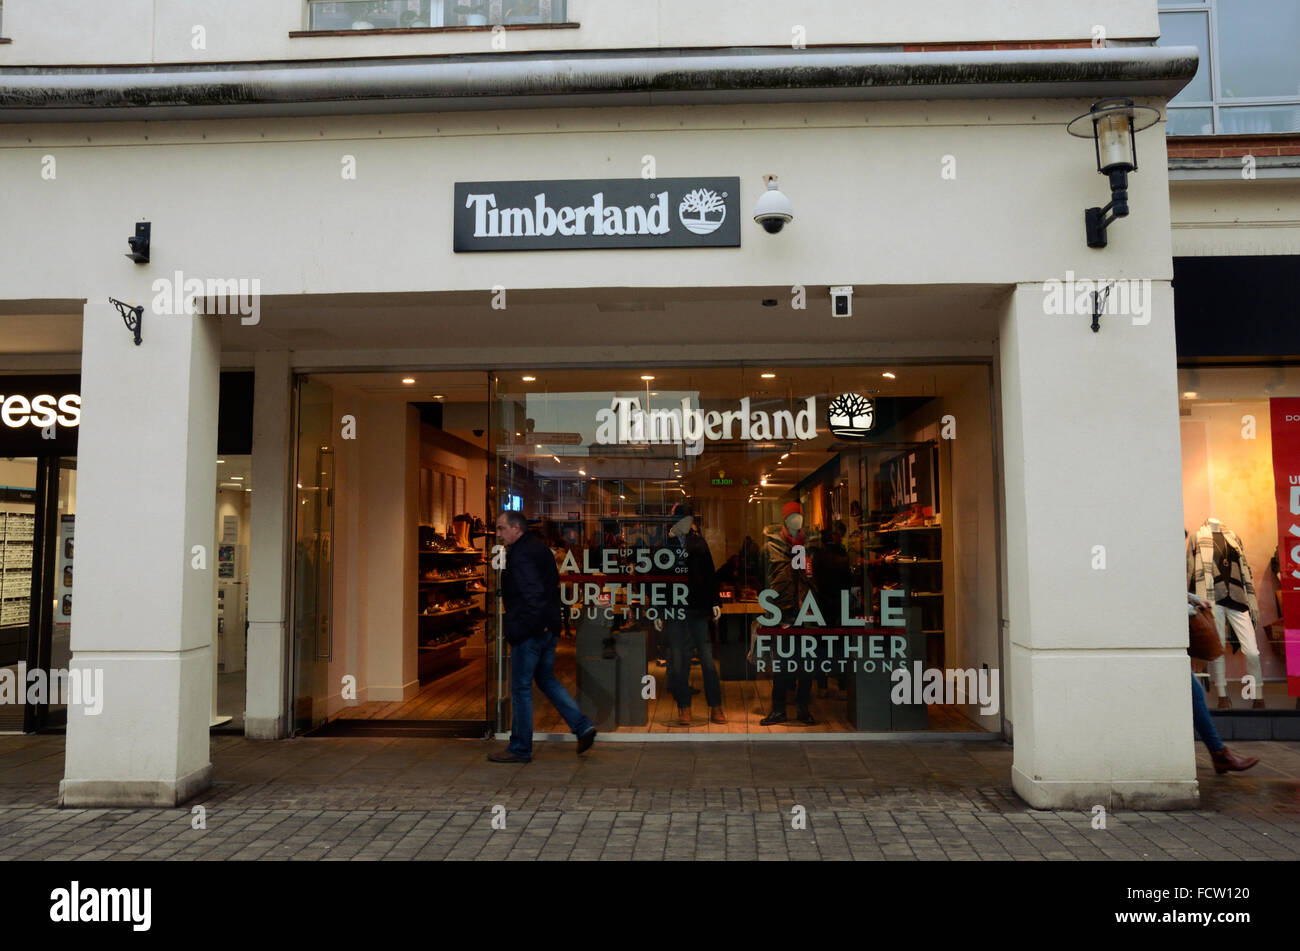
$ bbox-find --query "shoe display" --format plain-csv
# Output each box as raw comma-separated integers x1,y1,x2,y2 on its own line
577,727,596,755
709,706,727,724
1210,747,1259,774
759,710,787,725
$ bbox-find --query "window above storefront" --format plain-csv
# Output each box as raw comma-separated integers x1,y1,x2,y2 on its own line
305,0,569,31
1158,0,1300,134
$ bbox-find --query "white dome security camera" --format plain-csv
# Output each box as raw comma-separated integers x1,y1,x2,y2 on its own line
753,175,793,234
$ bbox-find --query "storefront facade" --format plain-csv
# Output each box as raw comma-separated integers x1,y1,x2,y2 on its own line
0,0,1217,809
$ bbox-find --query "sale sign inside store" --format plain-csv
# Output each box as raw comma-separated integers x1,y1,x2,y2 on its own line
1268,398,1300,697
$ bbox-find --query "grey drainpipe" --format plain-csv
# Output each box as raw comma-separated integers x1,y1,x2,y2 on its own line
0,46,1198,122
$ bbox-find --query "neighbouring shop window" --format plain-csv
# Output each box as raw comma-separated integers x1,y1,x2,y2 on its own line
1158,0,1300,134
308,0,566,29
490,365,1000,735
1179,365,1300,711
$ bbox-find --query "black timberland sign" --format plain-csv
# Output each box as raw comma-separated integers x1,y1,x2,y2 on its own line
454,177,741,251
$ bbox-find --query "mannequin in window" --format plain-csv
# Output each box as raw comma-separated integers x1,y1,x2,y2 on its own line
1187,517,1264,709
658,503,724,726
760,500,818,726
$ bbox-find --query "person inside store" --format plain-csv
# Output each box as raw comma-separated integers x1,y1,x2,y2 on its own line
541,519,575,639
488,510,597,763
660,503,726,725
715,553,743,589
812,519,852,699
1188,591,1259,775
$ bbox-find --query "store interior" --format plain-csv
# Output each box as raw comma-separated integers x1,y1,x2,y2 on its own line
1179,364,1300,710
297,363,1001,735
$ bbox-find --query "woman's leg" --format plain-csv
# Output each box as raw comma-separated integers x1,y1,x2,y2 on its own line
1191,670,1224,753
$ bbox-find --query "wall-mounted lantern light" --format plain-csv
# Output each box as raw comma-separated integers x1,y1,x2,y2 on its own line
1066,98,1161,248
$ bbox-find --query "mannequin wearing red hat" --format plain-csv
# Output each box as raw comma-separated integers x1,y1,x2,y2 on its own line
661,502,726,726
760,500,818,725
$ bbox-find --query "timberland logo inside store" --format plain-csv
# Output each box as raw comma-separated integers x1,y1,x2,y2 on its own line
454,178,741,251
595,396,817,456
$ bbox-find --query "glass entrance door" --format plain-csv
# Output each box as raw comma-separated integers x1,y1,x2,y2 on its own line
0,459,37,731
291,379,336,734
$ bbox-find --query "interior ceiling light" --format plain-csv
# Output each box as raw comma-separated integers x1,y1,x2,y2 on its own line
760,372,776,379
882,371,896,379
780,453,789,460
217,459,225,464
1183,392,1198,399
522,375,536,382
433,394,443,400
579,469,587,476
553,455,561,463
231,476,244,481
401,377,416,384
640,375,655,381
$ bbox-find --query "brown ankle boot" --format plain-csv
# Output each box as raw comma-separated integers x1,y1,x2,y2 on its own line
710,706,727,724
1211,747,1259,774
677,705,691,726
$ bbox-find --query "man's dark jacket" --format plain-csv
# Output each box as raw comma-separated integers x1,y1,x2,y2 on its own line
502,531,563,646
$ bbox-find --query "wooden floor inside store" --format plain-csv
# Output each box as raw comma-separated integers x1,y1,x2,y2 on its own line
334,637,987,733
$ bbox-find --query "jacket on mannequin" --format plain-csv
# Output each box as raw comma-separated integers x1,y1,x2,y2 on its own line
1187,519,1259,629
763,502,819,618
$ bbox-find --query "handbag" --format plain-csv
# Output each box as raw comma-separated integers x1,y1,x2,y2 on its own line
1187,605,1224,662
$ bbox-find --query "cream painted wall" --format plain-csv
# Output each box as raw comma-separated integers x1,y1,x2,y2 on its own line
0,0,1159,66
1170,180,1300,256
0,99,1174,305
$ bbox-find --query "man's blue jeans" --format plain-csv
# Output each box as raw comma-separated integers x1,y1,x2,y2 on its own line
507,630,593,760
1191,671,1224,753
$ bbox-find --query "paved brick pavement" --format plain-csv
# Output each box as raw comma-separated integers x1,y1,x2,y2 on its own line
0,735,1297,860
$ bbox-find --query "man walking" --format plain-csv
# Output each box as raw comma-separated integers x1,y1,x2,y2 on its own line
489,510,596,763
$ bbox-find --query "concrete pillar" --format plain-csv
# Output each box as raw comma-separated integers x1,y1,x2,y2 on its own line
998,280,1197,809
60,300,220,807
245,350,293,739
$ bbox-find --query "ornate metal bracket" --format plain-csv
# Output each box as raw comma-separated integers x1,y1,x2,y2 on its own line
1091,282,1113,333
109,297,144,345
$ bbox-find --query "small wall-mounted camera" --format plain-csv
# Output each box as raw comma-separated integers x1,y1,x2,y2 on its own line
830,286,853,318
472,428,485,438
126,221,150,264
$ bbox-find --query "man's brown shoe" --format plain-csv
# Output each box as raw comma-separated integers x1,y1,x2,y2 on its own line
1216,696,1232,709
677,706,692,726
710,706,727,724
1211,747,1259,774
